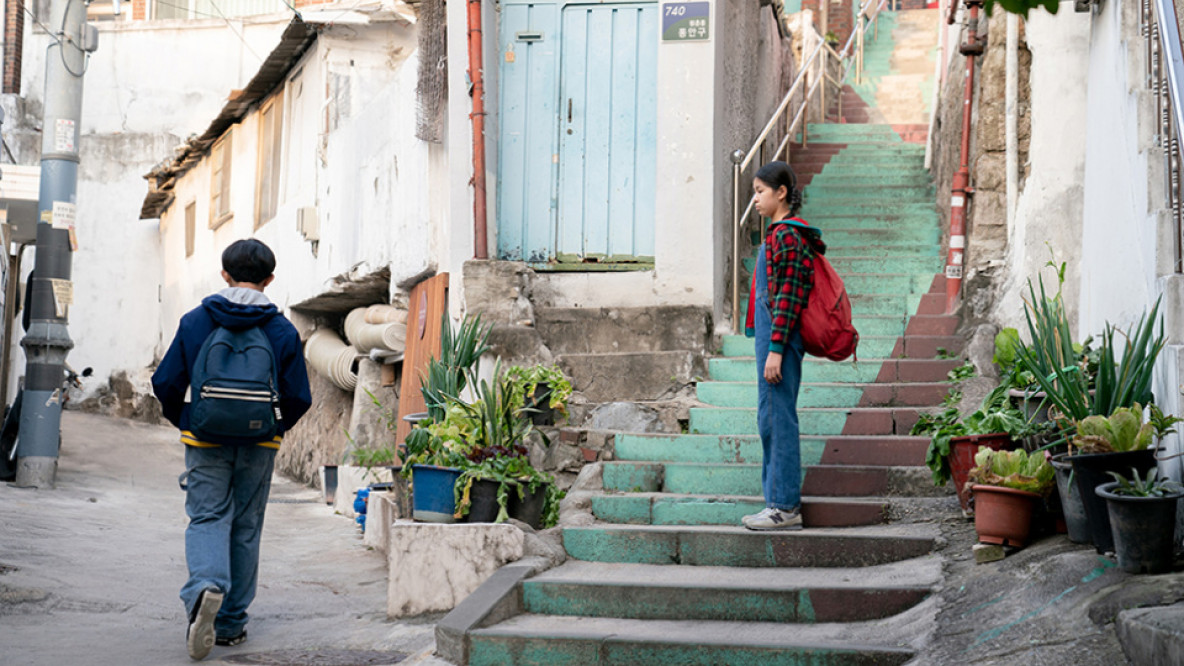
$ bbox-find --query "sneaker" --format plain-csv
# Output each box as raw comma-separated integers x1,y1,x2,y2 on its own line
216,629,247,647
741,507,776,528
187,587,224,660
744,507,803,531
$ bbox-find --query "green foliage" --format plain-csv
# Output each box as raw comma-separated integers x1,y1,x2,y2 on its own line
968,447,1056,495
421,313,492,422
946,360,977,382
993,328,1021,369
1072,404,1156,454
984,0,1059,20
1106,467,1184,498
504,364,574,416
915,383,1052,487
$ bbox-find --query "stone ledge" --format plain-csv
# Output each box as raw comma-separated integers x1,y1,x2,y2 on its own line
434,559,543,665
1116,603,1184,666
387,522,524,619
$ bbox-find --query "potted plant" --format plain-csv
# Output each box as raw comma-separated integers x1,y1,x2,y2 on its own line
1068,403,1176,553
505,364,573,426
450,362,563,528
967,447,1056,547
915,384,1050,514
1096,468,1184,574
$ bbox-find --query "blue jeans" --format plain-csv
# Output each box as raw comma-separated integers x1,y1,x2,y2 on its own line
181,444,276,638
754,244,805,511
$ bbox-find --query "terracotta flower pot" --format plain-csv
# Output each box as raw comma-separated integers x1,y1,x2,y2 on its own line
971,484,1041,547
949,433,1014,514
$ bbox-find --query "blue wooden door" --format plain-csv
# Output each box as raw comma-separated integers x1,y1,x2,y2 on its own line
557,3,657,264
496,1,656,266
497,2,561,263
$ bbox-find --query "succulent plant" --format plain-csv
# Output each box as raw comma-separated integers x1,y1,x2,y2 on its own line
1072,404,1155,454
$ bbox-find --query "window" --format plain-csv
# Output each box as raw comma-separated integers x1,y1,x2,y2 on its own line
152,0,287,20
184,202,196,258
255,91,284,228
209,133,233,228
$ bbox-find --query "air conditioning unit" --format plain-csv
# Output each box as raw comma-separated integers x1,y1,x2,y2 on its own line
297,206,320,242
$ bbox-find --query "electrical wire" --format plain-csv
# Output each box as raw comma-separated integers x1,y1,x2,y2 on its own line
204,0,264,62
57,0,89,78
149,0,227,19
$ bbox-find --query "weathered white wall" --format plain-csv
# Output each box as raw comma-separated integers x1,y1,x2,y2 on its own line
1079,0,1159,335
6,16,291,404
992,7,1090,332
157,23,445,335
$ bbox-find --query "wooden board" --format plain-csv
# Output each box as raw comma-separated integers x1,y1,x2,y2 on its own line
396,273,448,445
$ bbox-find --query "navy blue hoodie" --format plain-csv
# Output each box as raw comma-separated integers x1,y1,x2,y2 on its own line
152,289,312,447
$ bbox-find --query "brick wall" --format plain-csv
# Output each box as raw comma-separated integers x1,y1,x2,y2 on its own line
133,0,146,20
4,0,23,94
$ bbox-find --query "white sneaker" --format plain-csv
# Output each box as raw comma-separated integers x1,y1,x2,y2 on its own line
187,587,224,661
744,507,803,531
741,507,776,528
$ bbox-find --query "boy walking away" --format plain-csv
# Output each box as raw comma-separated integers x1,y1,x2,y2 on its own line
152,239,312,660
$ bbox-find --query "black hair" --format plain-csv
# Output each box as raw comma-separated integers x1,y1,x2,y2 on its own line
754,160,802,217
222,239,276,284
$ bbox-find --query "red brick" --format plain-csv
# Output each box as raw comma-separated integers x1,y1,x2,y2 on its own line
801,500,889,527
820,436,929,466
905,315,960,336
841,409,894,435
802,466,890,496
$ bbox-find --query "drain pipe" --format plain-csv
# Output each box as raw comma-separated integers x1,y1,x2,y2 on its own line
467,0,489,259
945,0,984,314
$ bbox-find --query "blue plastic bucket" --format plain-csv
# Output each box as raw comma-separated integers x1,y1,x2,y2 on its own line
411,465,462,523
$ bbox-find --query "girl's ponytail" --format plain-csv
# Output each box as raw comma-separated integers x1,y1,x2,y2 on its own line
754,160,802,218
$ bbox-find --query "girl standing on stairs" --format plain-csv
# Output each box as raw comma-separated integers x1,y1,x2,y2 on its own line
742,161,825,531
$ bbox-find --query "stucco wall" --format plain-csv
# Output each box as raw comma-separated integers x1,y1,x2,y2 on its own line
5,17,291,409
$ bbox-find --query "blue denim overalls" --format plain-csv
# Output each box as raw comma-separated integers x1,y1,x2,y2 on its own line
754,243,806,511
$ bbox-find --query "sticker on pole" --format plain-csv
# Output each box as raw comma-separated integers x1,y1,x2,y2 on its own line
49,278,73,318
51,201,75,231
54,119,76,153
945,265,963,279
662,2,710,41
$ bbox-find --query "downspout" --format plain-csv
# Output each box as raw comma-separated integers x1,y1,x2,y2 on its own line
945,0,984,313
467,0,489,259
1005,13,1018,228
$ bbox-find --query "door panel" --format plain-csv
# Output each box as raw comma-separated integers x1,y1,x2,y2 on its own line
557,3,657,263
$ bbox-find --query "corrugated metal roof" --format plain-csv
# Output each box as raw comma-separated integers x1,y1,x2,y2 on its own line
140,16,319,220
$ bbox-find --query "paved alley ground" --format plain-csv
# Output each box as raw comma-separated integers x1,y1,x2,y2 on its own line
0,412,447,666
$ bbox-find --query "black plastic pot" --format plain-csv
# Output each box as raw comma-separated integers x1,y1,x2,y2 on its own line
1050,453,1090,544
509,482,548,529
1096,481,1183,574
529,383,555,426
463,479,502,523
1069,449,1157,553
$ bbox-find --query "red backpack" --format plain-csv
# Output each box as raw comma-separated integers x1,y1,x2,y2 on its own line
783,220,859,361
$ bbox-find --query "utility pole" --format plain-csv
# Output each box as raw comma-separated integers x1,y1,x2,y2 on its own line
15,0,95,488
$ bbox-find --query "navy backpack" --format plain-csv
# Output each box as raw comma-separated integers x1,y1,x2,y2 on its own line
188,326,281,442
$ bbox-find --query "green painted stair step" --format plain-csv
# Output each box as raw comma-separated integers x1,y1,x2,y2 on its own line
696,380,952,408
561,523,938,567
520,559,938,622
721,333,902,358
709,356,885,383
804,188,936,204
612,433,929,467
589,493,896,527
468,614,916,666
689,406,856,436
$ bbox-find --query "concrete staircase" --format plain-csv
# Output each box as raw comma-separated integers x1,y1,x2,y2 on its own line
455,10,954,664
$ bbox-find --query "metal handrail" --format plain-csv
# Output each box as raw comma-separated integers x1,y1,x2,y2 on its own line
730,0,889,332
1144,0,1184,270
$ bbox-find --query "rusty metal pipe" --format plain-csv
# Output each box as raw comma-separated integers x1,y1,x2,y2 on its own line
946,0,983,313
468,0,489,259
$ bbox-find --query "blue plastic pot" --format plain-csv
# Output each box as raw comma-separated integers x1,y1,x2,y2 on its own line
411,464,462,523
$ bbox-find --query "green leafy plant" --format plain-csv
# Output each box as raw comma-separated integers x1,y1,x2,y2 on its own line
967,447,1056,495
1072,404,1156,454
915,383,1052,486
1105,467,1184,497
946,360,977,382
421,313,492,422
504,364,574,416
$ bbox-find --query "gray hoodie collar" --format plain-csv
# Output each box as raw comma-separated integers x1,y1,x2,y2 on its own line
218,286,272,307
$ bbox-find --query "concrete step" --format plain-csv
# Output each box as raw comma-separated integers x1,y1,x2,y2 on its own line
739,294,923,319
797,202,938,217
557,351,702,403
808,172,934,187
601,462,935,497
561,523,938,567
589,492,896,527
695,380,952,408
813,226,941,246
520,558,939,622
687,406,925,436
736,267,938,294
720,333,960,359
469,613,917,665
707,357,882,383
535,306,711,355
613,433,931,467
805,187,936,204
